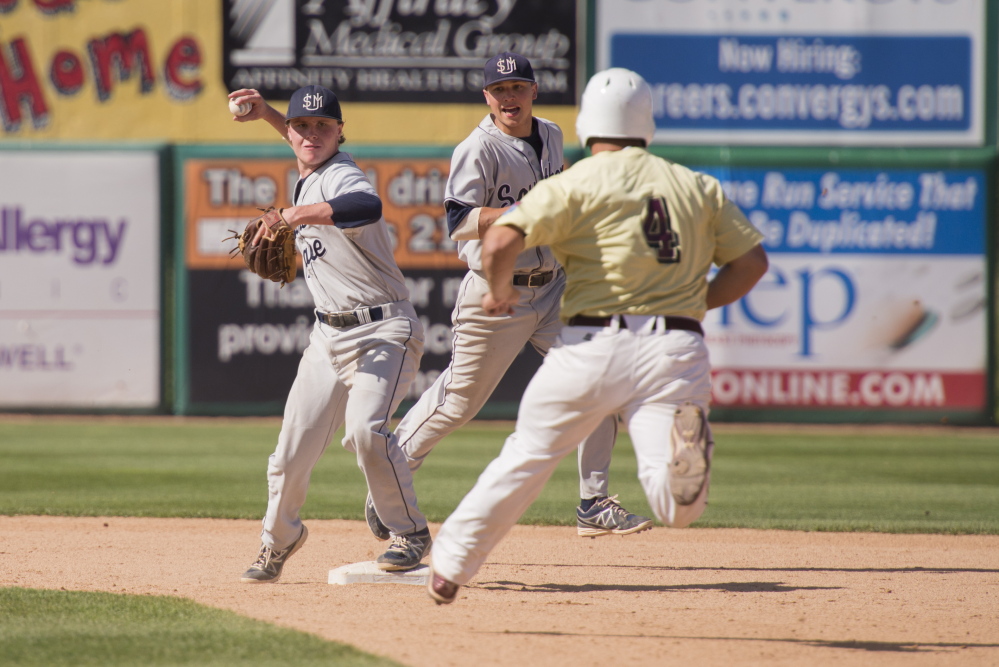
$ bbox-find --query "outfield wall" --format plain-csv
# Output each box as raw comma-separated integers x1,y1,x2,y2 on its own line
1,0,995,424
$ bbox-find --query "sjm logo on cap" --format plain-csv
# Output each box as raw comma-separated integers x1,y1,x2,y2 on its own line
496,57,517,75
303,93,324,111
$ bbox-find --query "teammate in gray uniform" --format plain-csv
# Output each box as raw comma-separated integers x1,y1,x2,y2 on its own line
366,52,652,539
229,85,431,581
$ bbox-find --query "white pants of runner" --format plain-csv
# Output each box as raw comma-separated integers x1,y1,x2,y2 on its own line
432,315,713,586
261,303,425,550
396,268,615,499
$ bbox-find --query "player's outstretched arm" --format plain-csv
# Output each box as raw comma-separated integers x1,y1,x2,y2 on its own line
481,224,526,316
706,244,769,310
279,202,334,229
449,205,513,241
475,206,514,238
228,88,291,143
277,191,382,230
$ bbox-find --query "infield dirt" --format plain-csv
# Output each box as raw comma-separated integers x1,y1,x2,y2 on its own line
2,515,996,666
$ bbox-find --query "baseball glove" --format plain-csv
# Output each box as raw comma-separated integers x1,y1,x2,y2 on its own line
231,207,297,286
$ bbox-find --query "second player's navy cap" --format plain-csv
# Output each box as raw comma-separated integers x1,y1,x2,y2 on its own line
286,85,342,122
483,52,535,88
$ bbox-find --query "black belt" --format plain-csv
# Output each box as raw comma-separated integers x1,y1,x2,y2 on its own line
566,314,703,336
316,306,384,328
512,271,554,287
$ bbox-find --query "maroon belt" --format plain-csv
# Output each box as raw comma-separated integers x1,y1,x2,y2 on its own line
566,314,703,336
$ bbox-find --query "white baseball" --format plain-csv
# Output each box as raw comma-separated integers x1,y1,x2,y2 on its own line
229,99,251,117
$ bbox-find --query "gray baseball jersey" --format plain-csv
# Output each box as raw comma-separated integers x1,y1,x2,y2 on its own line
259,151,427,552
446,114,562,272
294,152,409,310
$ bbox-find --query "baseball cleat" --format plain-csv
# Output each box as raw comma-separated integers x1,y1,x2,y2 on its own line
427,567,460,605
576,495,654,538
376,527,432,571
364,493,390,541
240,524,308,583
669,402,709,505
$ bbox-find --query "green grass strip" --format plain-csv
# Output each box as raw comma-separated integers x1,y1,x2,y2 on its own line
0,420,996,533
0,587,400,666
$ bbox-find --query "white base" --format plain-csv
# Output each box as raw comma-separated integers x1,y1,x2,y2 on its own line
328,560,429,586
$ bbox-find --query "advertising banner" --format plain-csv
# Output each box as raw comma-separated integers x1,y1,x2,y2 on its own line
223,0,582,105
597,0,984,146
0,151,161,408
0,0,576,145
700,165,986,412
0,0,229,142
181,153,540,414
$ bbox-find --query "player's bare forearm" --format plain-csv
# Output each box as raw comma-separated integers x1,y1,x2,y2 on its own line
263,106,291,143
482,224,525,282
449,206,511,241
481,224,525,315
706,244,769,309
281,202,334,229
476,206,511,238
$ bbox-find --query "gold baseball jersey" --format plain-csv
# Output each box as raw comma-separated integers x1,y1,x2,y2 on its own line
496,147,764,322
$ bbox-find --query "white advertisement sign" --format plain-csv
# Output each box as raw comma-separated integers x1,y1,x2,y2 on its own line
0,152,160,407
597,0,984,146
700,165,986,411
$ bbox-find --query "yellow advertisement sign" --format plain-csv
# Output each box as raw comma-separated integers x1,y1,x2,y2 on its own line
0,0,242,141
186,156,464,271
0,0,575,144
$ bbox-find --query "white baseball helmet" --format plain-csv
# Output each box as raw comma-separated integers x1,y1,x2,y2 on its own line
575,68,656,148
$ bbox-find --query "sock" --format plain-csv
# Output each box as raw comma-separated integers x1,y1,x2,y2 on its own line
580,497,601,511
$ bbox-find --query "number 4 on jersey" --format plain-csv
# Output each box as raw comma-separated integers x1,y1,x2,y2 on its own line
643,196,681,264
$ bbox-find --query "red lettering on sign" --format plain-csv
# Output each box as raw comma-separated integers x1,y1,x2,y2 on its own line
711,368,984,410
163,36,202,100
87,29,154,101
50,50,84,95
34,0,74,14
0,37,49,132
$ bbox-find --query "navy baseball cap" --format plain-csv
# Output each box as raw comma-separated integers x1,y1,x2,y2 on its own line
483,52,535,88
286,85,342,122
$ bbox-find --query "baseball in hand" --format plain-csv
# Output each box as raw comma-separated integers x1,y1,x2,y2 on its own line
229,99,251,117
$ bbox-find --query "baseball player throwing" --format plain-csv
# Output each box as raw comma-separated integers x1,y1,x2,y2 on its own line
427,68,769,604
231,85,432,582
366,52,652,541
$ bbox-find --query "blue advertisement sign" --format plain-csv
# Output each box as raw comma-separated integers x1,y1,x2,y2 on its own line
695,167,984,255
614,35,971,133
596,0,985,146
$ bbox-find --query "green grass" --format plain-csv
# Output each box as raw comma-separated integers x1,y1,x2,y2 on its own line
0,587,400,666
702,432,999,533
0,419,997,533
